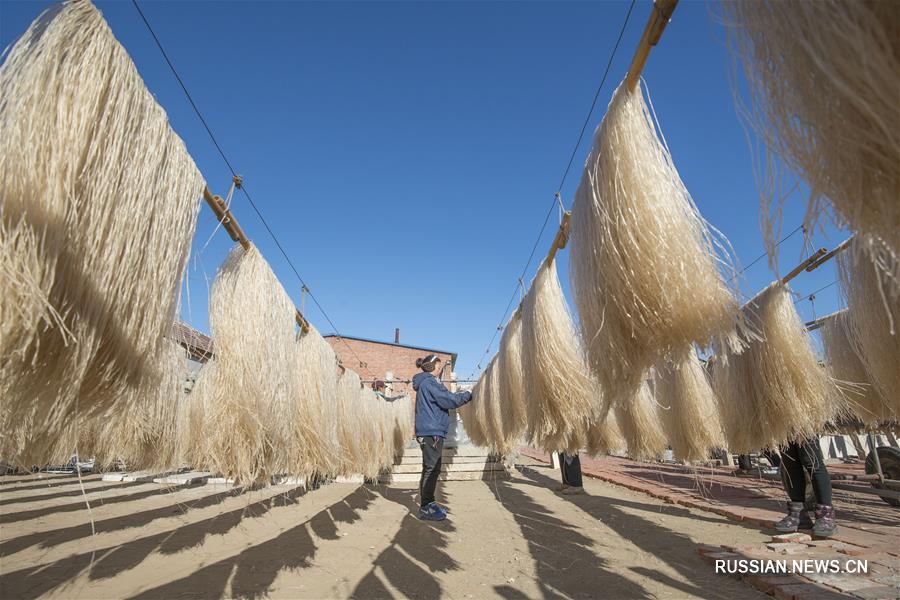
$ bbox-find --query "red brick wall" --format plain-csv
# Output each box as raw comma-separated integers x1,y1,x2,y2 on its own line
324,337,454,398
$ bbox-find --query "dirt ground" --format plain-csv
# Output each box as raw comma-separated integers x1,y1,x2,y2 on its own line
0,458,770,599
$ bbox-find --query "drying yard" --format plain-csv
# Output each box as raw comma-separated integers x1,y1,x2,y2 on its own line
1,0,898,598
0,459,773,600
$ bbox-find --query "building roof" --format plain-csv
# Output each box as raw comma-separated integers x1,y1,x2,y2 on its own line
172,321,213,361
170,324,458,369
323,334,458,367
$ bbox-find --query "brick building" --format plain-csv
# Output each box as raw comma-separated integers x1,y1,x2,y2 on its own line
324,333,457,398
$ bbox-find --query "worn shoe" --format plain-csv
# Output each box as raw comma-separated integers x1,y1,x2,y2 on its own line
561,486,586,496
555,483,570,492
774,501,806,533
812,504,838,537
418,502,447,521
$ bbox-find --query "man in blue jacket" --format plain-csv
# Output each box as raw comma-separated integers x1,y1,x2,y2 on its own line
411,354,472,521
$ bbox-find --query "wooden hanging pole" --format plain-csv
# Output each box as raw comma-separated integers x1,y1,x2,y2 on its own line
545,211,572,266
804,237,853,273
295,309,310,334
805,309,847,333
781,247,828,284
624,0,679,93
297,285,310,334
203,183,250,250
204,179,309,334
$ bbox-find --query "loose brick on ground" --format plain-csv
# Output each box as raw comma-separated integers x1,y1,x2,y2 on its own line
851,585,900,600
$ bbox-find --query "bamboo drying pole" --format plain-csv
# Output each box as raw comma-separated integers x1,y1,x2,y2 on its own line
624,0,679,93
545,211,572,266
780,247,828,284
804,309,847,333
203,185,250,250
203,180,310,334
804,237,853,273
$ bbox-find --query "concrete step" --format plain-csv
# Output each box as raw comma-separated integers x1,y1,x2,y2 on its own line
207,476,236,485
271,475,307,486
401,445,496,459
379,470,510,483
153,471,210,486
127,470,179,483
392,462,506,474
396,455,495,466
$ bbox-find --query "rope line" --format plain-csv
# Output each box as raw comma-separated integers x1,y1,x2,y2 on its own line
131,0,373,376
794,280,837,304
730,224,805,282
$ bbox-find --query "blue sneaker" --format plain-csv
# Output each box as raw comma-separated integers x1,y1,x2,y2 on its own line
418,502,447,521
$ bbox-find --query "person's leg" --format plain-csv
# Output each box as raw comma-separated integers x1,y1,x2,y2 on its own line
775,442,811,532
564,453,583,488
559,452,568,485
419,436,443,508
780,442,806,502
561,453,585,494
798,438,832,505
798,437,837,536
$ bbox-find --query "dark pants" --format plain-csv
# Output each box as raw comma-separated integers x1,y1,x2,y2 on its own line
780,438,832,505
558,452,583,487
418,436,443,507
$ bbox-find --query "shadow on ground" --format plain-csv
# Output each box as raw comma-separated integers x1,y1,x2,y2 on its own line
130,485,378,600
351,486,458,600
489,469,651,600
512,464,762,599
0,484,338,599
0,485,248,556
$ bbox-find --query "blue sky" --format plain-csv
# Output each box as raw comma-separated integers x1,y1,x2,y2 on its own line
1,0,846,378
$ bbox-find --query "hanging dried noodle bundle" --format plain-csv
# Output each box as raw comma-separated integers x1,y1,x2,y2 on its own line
722,1,900,270
614,381,667,460
0,0,203,465
837,241,900,417
521,258,605,453
93,340,188,470
496,311,527,451
359,385,395,475
293,326,340,475
821,312,893,424
458,377,488,448
585,411,625,457
712,283,840,452
190,245,310,484
569,81,741,406
336,369,378,477
471,359,504,453
654,346,724,462
387,394,414,460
